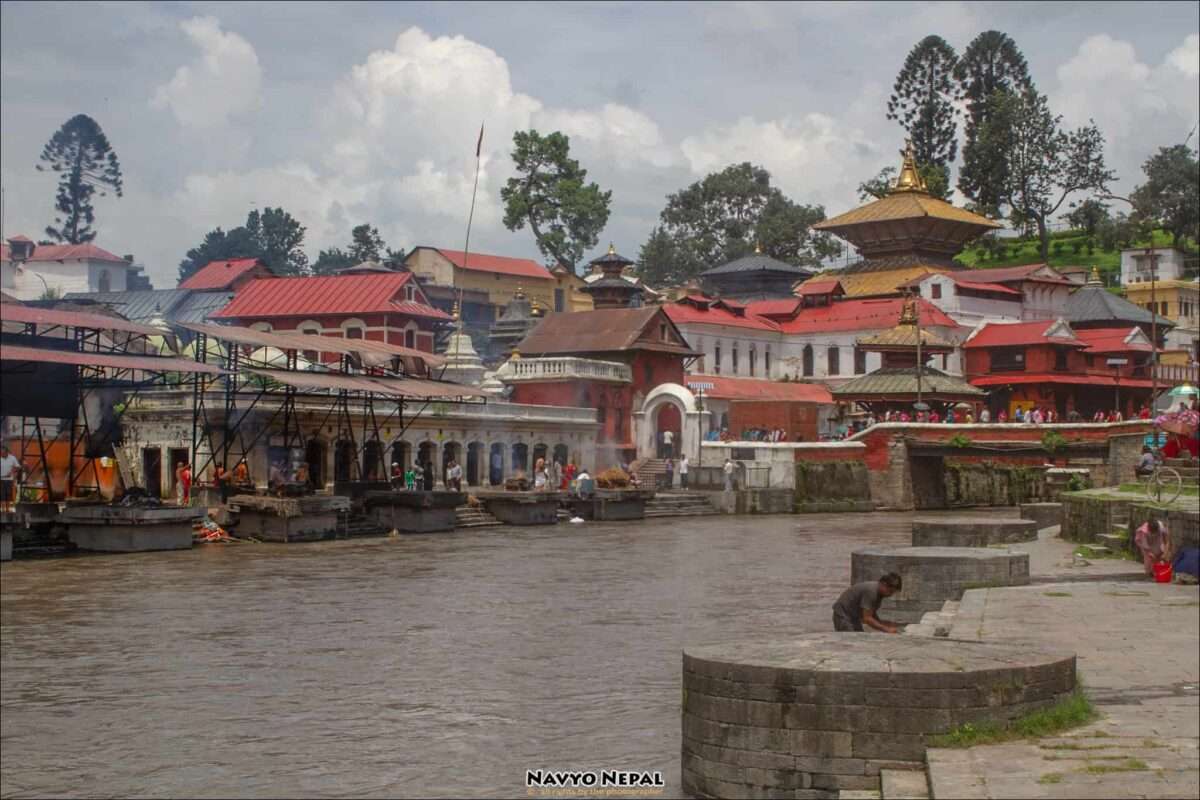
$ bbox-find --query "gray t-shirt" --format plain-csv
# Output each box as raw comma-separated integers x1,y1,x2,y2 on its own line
832,581,882,626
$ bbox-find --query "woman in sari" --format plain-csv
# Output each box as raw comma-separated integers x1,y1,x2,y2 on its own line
1134,518,1173,577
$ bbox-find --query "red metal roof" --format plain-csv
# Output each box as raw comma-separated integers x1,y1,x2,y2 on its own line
1,303,166,337
1074,327,1154,353
963,321,1083,349
212,273,451,321
179,258,268,290
956,264,1073,285
771,297,957,334
181,322,445,367
430,247,552,280
1,240,126,264
744,298,803,319
796,279,842,295
664,299,779,331
685,374,833,403
970,373,1155,388
1,343,224,374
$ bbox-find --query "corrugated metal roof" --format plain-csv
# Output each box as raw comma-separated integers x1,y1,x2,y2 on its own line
1,343,224,374
744,298,803,319
63,289,191,323
179,258,268,290
1075,327,1154,353
173,291,237,324
423,247,553,280
516,307,698,356
182,322,445,367
700,253,814,277
0,303,166,336
213,272,450,320
1,241,127,264
773,297,957,335
244,368,486,399
831,367,985,399
664,300,780,331
964,321,1083,349
685,374,833,403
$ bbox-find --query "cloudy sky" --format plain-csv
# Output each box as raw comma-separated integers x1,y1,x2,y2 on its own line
1,1,1197,285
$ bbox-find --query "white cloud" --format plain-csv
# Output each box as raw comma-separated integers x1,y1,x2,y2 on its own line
151,16,262,128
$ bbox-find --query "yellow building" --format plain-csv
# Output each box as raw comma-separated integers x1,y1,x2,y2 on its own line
404,246,592,323
1124,278,1200,359
801,142,1002,298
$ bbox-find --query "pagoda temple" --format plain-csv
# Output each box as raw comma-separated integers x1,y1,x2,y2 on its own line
804,141,1001,298
832,294,985,415
581,245,645,309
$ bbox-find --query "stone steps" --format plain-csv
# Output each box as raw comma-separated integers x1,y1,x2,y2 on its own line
1077,543,1112,557
644,492,718,518
880,768,930,799
455,506,503,528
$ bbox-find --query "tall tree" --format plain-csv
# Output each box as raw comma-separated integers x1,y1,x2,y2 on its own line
887,35,960,173
245,207,309,276
647,162,835,282
177,207,308,283
177,226,259,284
36,114,124,244
637,226,688,287
857,163,950,202
312,247,356,275
348,223,386,262
1130,143,1200,247
1062,197,1111,237
988,89,1115,260
501,130,612,272
954,31,1034,216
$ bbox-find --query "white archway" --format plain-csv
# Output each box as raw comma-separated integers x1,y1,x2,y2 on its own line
635,382,709,463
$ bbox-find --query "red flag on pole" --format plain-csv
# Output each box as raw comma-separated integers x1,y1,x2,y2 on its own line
475,122,484,158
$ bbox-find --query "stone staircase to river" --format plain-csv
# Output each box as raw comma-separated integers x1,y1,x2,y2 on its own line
644,491,719,518
455,505,503,529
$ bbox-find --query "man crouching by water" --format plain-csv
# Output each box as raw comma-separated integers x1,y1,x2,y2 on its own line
832,572,903,633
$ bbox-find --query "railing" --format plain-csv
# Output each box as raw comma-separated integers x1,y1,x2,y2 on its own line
1153,362,1200,386
497,356,631,383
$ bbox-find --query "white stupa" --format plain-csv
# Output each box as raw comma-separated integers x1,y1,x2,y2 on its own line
438,302,486,386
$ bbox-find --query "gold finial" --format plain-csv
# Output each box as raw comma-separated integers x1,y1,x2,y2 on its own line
899,293,919,326
514,285,526,300
607,242,616,255
754,241,762,255
892,139,928,194
451,299,461,320
1089,265,1102,284
510,347,521,361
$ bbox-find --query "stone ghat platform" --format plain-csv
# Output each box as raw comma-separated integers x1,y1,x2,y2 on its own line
567,488,654,521
911,516,1038,548
682,634,1076,800
472,490,563,525
1018,502,1063,530
58,505,201,552
851,547,1030,624
228,494,350,542
363,490,465,533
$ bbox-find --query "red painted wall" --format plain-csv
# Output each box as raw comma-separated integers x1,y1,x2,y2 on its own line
509,379,633,446
728,401,820,442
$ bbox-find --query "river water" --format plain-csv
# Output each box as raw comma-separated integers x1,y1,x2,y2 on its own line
1,512,929,798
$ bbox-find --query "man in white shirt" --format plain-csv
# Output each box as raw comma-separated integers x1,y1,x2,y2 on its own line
723,458,735,491
979,408,991,423
662,429,674,458
679,454,690,490
0,445,22,511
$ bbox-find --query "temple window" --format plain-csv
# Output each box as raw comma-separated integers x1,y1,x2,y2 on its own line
827,346,840,376
802,345,813,377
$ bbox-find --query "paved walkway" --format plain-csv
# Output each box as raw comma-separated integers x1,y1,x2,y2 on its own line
928,580,1200,799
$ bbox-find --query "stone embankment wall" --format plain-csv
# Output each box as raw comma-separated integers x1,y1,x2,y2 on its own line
794,460,873,513
942,462,1046,507
1127,502,1200,552
1060,490,1138,543
681,635,1076,800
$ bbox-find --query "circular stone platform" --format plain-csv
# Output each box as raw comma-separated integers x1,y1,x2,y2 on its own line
682,634,1075,800
851,546,1030,623
911,516,1038,547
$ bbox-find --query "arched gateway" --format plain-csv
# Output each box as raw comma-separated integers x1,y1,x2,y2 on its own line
634,383,708,463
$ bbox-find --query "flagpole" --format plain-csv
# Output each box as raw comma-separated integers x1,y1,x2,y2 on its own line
440,121,484,381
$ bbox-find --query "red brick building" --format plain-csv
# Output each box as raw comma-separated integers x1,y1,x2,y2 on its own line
212,270,451,354
963,319,1156,417
507,306,696,459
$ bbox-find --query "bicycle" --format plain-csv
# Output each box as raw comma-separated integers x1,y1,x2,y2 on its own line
1140,461,1183,505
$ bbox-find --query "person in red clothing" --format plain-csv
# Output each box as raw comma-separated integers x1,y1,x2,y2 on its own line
562,460,576,490
180,463,192,505
1138,405,1151,420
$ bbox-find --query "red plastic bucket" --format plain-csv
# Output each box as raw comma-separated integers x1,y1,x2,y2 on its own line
1153,562,1173,583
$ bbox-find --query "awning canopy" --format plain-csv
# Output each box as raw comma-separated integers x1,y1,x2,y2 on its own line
182,322,445,368
244,369,487,399
970,373,1156,389
0,343,225,374
1,303,166,337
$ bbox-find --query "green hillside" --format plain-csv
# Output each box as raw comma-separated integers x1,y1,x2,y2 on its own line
954,229,1182,283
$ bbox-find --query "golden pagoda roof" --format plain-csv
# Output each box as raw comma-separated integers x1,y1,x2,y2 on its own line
801,265,949,298
814,141,1000,236
856,294,955,351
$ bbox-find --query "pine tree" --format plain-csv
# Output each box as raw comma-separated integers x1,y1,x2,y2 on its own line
886,35,960,173
36,114,124,244
954,31,1034,216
